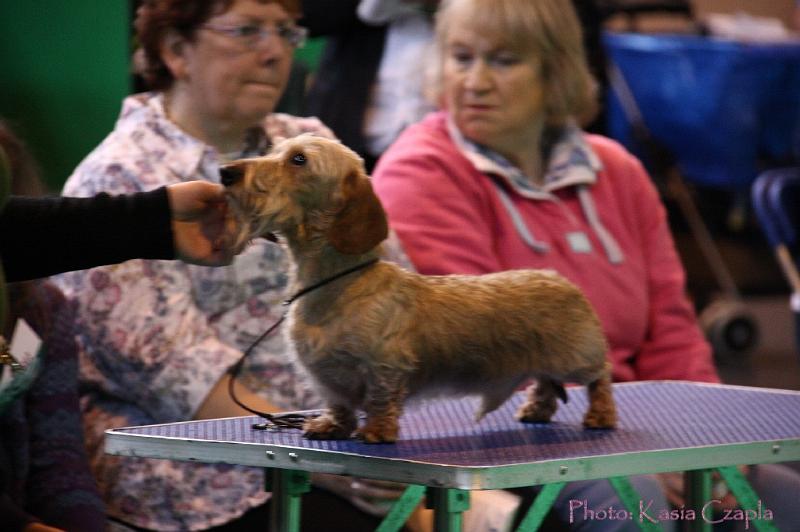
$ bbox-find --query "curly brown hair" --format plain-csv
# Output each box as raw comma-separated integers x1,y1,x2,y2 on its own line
134,0,301,91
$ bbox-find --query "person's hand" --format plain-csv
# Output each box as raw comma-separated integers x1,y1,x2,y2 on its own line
24,523,66,532
312,473,406,515
311,473,432,531
658,466,748,511
166,181,238,266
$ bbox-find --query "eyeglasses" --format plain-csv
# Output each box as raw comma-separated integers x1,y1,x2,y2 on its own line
201,23,308,48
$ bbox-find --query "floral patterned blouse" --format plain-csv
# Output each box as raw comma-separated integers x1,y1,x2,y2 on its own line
54,92,411,531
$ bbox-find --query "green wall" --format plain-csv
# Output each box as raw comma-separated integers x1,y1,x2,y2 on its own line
295,36,325,72
0,2,325,192
0,2,131,190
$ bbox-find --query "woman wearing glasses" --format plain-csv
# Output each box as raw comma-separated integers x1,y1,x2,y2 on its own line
53,1,420,531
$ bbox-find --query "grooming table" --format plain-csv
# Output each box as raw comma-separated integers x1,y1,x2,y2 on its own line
105,381,800,531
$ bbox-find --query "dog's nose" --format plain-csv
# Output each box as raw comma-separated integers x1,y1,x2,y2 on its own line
220,165,243,187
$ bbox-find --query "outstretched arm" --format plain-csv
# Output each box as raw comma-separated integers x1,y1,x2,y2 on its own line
1,182,236,282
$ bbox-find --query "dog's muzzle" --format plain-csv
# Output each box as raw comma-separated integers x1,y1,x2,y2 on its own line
220,165,243,187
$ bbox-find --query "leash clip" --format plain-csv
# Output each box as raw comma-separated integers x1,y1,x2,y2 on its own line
0,337,24,373
252,422,282,431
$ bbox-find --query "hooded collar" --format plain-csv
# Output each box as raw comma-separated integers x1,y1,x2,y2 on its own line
446,114,622,264
446,115,602,200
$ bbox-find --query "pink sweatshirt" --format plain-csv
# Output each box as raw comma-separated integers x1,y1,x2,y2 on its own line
373,112,719,384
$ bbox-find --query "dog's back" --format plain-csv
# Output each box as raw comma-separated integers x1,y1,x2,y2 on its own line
396,267,607,394
298,262,607,415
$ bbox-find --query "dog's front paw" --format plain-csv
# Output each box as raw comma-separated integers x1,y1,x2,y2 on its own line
355,418,399,444
302,415,354,440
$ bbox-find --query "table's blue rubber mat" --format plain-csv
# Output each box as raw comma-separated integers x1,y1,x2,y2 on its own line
111,382,800,467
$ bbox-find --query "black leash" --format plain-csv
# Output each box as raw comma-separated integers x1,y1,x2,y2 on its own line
227,258,379,430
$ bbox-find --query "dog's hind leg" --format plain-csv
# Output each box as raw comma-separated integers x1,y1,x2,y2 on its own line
475,377,526,421
303,405,358,439
516,378,561,423
582,363,617,429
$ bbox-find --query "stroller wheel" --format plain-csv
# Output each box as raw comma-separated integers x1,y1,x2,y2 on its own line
699,298,759,361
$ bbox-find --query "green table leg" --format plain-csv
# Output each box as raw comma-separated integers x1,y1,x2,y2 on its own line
265,469,310,532
716,466,778,532
376,484,426,532
515,482,566,532
426,487,470,532
608,477,661,532
684,470,712,532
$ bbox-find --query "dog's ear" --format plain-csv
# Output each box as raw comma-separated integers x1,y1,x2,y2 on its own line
328,171,389,254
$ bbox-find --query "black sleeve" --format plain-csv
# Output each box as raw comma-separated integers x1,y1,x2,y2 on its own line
299,0,361,36
300,0,387,158
0,187,174,282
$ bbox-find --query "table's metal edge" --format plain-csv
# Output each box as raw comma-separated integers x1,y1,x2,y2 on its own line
618,380,800,396
105,429,800,490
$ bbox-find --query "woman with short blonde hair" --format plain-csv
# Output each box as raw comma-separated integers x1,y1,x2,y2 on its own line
374,0,800,529
428,0,597,127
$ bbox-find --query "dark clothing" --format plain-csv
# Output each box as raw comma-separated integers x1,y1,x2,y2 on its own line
300,0,387,167
1,282,107,532
0,187,173,282
572,0,608,134
0,186,173,529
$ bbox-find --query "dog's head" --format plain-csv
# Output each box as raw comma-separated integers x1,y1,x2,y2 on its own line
222,134,388,255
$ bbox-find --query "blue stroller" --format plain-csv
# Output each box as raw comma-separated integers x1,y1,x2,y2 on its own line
603,30,800,360
752,168,800,355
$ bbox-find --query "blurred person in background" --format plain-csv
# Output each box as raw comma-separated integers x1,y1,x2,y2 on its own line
0,119,107,532
53,1,421,530
372,0,800,529
300,0,605,173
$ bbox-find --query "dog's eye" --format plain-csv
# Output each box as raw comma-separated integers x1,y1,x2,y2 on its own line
291,153,307,166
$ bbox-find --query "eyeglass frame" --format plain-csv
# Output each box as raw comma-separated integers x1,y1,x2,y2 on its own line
200,23,308,48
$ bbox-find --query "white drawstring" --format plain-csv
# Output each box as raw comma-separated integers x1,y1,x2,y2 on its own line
577,186,624,264
493,182,550,253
